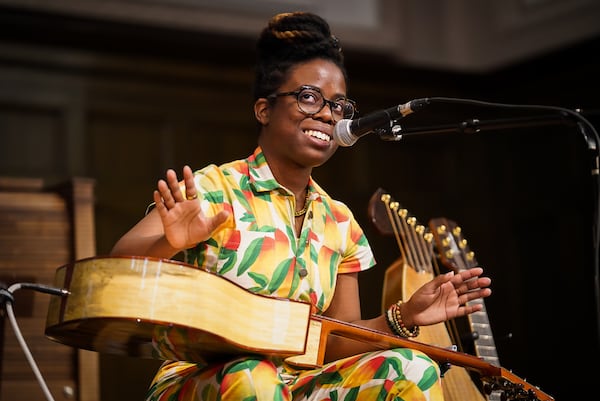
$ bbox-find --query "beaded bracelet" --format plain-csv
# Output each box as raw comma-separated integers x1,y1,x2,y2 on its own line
385,300,420,338
385,306,401,336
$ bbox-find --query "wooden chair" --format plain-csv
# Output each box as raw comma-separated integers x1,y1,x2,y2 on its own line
0,177,99,401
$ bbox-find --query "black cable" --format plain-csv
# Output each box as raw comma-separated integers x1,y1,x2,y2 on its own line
1,282,69,401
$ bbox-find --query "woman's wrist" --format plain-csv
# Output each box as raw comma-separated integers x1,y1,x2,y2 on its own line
385,300,420,338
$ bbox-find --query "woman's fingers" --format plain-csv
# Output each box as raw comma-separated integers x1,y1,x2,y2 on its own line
152,190,166,214
451,267,492,305
156,178,177,209
182,166,198,201
166,169,184,202
153,167,200,214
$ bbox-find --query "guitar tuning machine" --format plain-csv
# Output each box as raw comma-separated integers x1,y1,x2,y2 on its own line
439,362,452,378
438,344,458,377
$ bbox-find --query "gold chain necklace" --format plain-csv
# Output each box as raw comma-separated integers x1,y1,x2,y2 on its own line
294,190,310,217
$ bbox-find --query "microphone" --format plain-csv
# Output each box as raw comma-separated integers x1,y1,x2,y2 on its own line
332,98,430,146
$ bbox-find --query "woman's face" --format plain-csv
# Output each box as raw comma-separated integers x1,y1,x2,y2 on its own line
256,58,348,170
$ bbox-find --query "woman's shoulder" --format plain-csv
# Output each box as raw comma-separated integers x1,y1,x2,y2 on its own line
192,155,251,178
311,181,356,218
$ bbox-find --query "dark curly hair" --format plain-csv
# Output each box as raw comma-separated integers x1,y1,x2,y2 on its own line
253,11,347,100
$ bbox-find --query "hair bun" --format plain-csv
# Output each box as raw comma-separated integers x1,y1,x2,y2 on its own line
253,11,347,100
257,11,343,64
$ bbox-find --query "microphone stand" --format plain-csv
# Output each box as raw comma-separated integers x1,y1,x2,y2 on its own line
379,112,575,139
377,98,600,348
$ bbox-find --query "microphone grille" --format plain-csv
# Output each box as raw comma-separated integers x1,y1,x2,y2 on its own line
332,119,357,147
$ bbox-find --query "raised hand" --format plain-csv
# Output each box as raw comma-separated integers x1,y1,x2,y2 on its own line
402,267,492,327
153,165,229,251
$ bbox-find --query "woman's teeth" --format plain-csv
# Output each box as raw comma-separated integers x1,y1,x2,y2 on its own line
304,130,330,142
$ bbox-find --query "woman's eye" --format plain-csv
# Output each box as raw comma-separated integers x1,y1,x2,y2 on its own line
299,91,318,104
331,102,344,112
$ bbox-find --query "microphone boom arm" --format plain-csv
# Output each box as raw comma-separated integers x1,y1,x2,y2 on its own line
379,112,576,141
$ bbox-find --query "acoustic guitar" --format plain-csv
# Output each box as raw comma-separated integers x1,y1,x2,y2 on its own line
45,255,553,401
368,188,489,401
429,217,502,400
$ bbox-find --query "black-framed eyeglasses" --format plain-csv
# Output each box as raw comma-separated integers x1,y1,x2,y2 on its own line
267,85,357,122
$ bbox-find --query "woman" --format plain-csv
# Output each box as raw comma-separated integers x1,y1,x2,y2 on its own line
111,11,492,401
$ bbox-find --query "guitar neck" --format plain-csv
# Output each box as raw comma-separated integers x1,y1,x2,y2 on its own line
318,315,498,375
467,299,500,366
307,315,554,401
429,217,501,366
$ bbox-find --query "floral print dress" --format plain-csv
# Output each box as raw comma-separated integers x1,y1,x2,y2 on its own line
145,147,443,401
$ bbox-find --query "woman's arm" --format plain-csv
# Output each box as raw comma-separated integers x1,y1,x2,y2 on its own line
110,210,182,259
322,273,390,361
110,166,229,259
322,268,492,362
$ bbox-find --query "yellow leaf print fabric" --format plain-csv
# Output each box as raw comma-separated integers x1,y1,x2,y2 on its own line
184,146,375,314
145,147,444,401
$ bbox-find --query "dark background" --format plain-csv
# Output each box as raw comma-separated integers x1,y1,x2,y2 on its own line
0,4,599,400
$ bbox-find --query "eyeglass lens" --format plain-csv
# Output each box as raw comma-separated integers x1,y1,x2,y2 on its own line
297,87,354,120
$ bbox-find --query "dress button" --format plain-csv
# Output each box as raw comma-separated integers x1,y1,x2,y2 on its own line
298,268,308,278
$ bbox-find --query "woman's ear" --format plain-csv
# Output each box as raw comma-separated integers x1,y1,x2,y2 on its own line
254,98,270,125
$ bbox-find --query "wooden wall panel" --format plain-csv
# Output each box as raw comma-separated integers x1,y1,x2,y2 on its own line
0,107,68,179
0,178,99,401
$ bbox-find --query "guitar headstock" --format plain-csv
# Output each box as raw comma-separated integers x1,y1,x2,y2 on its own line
367,187,430,239
367,187,394,236
428,217,478,272
368,188,436,274
485,367,555,401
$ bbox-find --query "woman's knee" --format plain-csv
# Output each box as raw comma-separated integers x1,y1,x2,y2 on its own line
220,357,290,401
370,348,440,386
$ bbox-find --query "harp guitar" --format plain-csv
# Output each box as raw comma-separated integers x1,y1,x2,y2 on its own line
369,188,492,401
45,255,553,401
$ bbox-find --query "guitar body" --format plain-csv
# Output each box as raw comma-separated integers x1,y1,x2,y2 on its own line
45,255,312,363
